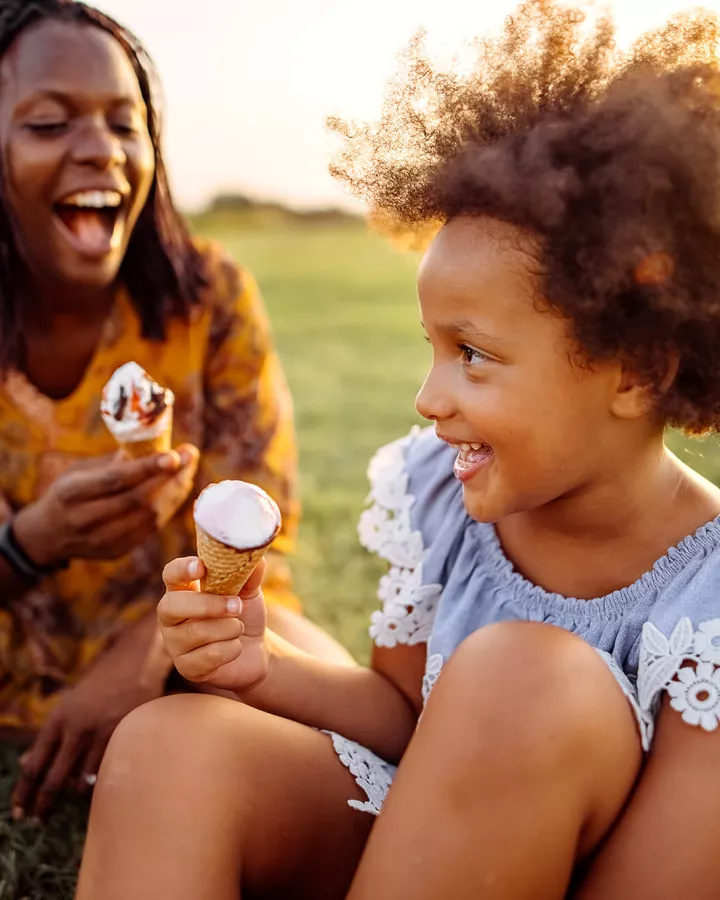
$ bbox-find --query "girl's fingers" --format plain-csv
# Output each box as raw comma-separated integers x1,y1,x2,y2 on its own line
162,616,245,659
162,557,205,591
157,591,242,628
240,557,266,596
175,639,243,682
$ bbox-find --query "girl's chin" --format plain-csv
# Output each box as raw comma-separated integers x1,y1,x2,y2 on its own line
461,489,504,525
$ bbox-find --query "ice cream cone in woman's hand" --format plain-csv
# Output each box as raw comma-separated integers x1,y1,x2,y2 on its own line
101,361,174,457
194,481,281,595
101,362,195,525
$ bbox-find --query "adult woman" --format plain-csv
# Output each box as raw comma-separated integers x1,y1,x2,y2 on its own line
0,0,349,822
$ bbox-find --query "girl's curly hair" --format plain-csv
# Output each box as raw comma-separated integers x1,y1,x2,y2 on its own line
330,1,720,433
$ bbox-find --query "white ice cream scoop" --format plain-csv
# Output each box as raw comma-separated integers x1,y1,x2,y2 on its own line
194,481,281,551
101,361,174,442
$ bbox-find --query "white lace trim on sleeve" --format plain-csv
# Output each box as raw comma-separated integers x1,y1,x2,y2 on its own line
358,428,442,648
638,617,720,738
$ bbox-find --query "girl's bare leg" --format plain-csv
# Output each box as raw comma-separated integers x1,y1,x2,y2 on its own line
76,695,372,900
347,622,643,900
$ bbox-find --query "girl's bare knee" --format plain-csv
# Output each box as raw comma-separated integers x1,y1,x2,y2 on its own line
99,694,248,793
431,622,641,764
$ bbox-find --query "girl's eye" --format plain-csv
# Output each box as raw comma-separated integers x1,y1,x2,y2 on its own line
460,343,489,366
111,122,137,136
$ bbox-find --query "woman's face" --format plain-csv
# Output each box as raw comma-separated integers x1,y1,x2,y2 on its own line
0,20,155,289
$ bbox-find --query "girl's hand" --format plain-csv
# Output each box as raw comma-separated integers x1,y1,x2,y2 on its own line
158,556,270,694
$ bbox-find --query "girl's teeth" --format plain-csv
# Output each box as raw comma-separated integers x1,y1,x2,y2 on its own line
461,443,470,451
470,443,481,450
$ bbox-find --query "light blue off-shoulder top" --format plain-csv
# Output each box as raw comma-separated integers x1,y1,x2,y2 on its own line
330,427,720,815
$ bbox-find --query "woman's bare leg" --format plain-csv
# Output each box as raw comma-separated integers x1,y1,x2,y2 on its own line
347,622,643,900
76,695,372,900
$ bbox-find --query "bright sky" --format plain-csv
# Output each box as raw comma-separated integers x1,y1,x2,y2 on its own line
97,0,720,212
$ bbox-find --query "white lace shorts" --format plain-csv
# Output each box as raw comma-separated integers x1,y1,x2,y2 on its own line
328,650,650,817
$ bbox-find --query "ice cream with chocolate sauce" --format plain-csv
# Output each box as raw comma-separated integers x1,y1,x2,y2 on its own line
101,361,174,457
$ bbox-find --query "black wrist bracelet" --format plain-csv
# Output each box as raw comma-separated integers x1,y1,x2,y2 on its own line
0,518,68,581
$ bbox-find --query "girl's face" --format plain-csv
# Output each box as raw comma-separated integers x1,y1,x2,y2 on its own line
416,216,648,524
0,20,155,289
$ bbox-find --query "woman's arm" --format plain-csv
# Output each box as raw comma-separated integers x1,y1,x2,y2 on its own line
0,493,37,603
575,698,720,899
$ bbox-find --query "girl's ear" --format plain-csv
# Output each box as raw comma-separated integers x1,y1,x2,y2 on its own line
610,351,679,420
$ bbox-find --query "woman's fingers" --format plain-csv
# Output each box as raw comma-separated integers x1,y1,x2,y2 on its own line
174,638,243,682
157,590,242,628
162,616,245,659
33,730,87,820
11,719,61,819
162,557,205,592
76,737,109,796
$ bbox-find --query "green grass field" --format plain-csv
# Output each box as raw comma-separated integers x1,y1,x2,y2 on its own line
2,214,720,898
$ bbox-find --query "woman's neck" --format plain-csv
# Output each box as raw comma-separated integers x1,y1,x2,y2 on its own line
18,275,118,399
22,274,116,335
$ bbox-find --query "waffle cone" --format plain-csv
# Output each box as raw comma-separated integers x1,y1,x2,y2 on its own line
115,406,174,459
196,525,273,595
118,428,172,459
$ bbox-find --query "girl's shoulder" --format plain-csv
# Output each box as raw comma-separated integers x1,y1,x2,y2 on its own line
358,426,470,648
632,519,720,741
359,425,465,562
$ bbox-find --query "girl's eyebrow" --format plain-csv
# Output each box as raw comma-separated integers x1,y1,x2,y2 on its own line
431,317,514,346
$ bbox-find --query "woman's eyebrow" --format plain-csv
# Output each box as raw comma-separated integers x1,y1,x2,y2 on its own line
16,87,138,111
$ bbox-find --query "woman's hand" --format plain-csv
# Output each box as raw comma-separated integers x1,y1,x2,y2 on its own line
11,614,170,821
12,445,199,567
158,556,270,694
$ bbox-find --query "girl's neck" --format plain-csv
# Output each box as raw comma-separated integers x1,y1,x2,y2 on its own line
496,437,720,599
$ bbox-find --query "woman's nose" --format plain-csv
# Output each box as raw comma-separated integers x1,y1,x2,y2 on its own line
415,364,457,422
71,117,126,170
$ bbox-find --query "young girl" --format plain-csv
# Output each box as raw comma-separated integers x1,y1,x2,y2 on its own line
77,2,720,897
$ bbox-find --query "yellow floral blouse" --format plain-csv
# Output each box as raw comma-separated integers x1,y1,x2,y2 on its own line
0,243,299,729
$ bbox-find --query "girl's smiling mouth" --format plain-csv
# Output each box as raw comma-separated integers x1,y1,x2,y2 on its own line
439,435,495,483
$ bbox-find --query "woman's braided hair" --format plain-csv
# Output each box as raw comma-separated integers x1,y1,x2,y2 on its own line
0,0,207,369
331,0,720,433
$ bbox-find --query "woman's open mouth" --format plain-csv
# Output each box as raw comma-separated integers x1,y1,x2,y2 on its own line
53,189,126,258
447,440,495,483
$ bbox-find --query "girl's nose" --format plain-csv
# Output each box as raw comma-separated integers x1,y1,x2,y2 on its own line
415,364,457,422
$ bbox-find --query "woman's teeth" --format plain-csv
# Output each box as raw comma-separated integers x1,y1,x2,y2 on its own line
60,190,122,209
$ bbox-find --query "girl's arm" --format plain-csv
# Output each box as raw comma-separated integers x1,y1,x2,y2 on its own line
242,634,423,762
159,556,424,763
575,699,720,898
